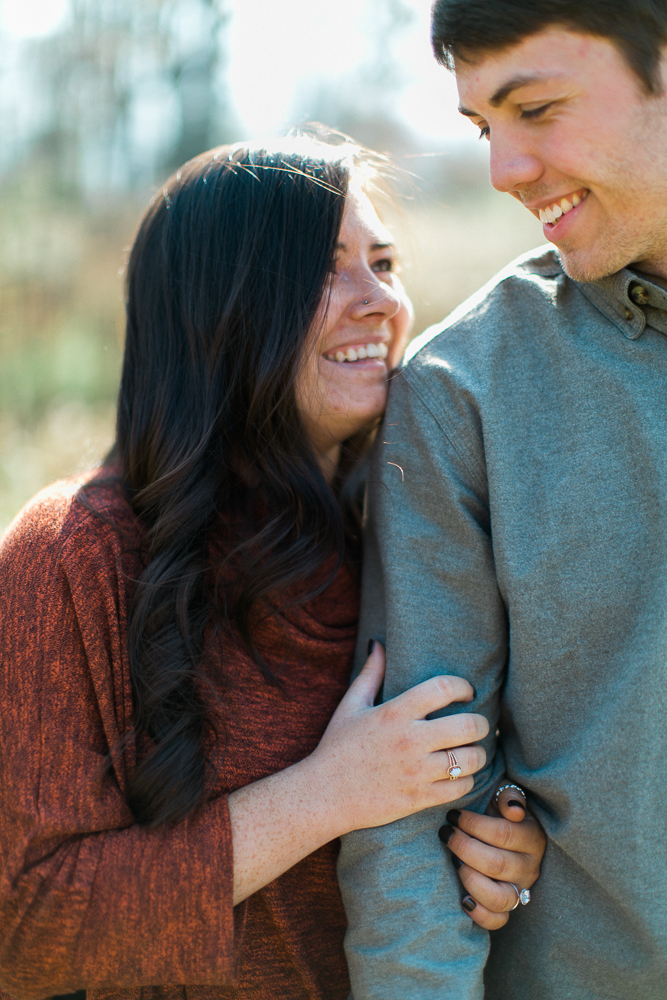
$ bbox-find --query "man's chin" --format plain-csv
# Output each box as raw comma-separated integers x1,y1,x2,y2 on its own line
555,244,627,284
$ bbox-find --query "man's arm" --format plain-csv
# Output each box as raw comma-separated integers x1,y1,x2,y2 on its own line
338,360,508,1000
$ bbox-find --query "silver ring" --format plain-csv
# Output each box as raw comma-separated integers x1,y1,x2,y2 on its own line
447,751,462,780
509,883,531,910
494,783,526,806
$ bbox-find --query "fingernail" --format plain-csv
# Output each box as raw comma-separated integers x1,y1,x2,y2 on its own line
438,824,455,846
508,799,525,810
446,809,461,826
452,856,463,869
462,896,476,912
367,639,375,655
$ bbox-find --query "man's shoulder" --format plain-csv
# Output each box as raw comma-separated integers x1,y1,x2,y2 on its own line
404,244,566,374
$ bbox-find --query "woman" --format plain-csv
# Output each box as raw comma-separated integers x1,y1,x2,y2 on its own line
0,132,544,1000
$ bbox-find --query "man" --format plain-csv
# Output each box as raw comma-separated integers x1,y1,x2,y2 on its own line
337,2,667,998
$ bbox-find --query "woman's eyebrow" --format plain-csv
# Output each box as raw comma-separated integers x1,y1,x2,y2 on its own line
334,241,394,251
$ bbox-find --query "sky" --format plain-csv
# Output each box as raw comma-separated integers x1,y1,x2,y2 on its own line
224,0,474,144
0,0,477,148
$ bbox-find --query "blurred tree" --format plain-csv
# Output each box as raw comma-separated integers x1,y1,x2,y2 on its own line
3,0,236,197
293,0,417,154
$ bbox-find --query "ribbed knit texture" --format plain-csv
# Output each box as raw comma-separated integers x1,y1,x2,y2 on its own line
0,473,358,1000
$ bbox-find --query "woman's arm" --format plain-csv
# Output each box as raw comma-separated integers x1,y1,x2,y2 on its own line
230,643,488,904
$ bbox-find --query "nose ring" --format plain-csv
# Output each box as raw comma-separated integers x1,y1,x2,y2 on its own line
364,299,369,305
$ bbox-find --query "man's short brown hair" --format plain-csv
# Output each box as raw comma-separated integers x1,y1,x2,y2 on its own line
431,0,667,93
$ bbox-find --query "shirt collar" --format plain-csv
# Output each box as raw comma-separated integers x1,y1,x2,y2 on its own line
574,265,667,340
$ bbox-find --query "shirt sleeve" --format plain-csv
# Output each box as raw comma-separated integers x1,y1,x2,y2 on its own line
337,367,508,1000
0,496,236,999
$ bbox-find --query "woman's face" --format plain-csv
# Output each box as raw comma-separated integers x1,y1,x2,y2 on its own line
296,186,413,468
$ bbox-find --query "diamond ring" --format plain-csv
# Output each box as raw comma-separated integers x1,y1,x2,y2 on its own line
509,883,531,910
447,751,462,779
494,782,527,806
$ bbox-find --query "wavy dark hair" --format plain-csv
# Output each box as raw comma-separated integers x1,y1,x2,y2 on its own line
104,131,388,827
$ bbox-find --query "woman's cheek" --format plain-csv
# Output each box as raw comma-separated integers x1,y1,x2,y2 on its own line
389,283,414,367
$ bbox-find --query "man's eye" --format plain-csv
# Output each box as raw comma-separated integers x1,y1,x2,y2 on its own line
521,103,552,119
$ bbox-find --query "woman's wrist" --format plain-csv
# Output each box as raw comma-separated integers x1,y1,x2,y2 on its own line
228,752,346,906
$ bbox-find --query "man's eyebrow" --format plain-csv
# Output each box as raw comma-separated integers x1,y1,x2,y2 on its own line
458,73,548,116
490,73,546,107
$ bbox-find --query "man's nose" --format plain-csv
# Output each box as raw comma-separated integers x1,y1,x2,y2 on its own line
488,130,543,194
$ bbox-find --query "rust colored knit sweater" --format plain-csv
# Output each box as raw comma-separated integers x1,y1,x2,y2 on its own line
0,473,359,1000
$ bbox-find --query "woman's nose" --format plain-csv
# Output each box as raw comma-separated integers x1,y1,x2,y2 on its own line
351,274,402,321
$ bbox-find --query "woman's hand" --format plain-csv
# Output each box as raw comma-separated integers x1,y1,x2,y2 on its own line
310,640,490,835
229,642,489,904
438,785,546,930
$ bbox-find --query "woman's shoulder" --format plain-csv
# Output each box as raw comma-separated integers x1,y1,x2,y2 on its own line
0,468,141,586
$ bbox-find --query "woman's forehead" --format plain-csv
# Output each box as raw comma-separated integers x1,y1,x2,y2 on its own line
339,187,394,251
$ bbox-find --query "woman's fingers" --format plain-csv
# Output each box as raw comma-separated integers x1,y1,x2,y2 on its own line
422,711,490,751
439,815,542,887
342,641,386,709
390,673,475,719
312,660,489,832
447,807,543,856
459,891,510,930
495,784,527,821
454,862,524,914
428,746,486,781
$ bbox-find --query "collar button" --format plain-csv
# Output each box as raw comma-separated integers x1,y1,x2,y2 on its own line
623,307,634,321
630,283,650,305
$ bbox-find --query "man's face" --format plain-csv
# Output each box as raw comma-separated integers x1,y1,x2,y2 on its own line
456,28,667,282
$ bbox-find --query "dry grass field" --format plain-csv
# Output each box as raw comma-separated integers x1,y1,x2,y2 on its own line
0,181,543,532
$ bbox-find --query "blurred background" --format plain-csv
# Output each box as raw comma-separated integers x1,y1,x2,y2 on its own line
0,0,543,531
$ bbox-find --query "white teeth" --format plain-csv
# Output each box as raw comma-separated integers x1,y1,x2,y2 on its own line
326,342,389,363
540,191,588,225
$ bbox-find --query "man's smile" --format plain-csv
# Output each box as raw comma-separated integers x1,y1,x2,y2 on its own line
533,188,590,226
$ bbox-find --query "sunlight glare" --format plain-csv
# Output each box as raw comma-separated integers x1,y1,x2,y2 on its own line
1,0,69,39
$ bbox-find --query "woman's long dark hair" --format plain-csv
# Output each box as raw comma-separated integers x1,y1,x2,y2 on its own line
107,132,385,827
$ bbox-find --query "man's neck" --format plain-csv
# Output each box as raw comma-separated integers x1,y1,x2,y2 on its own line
631,266,667,291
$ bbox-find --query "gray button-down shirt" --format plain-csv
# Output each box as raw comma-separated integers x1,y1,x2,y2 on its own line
338,246,667,1000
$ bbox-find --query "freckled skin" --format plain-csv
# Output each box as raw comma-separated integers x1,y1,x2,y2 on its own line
295,188,413,472
456,29,667,282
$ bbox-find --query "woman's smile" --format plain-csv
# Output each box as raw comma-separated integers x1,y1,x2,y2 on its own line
296,187,413,466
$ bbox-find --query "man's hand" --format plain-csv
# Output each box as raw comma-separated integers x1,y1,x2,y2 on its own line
438,786,546,929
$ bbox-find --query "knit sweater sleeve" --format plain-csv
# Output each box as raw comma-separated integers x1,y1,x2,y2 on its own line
0,482,235,1000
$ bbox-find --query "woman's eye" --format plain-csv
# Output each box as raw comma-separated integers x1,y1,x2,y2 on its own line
478,126,490,140
372,258,394,273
